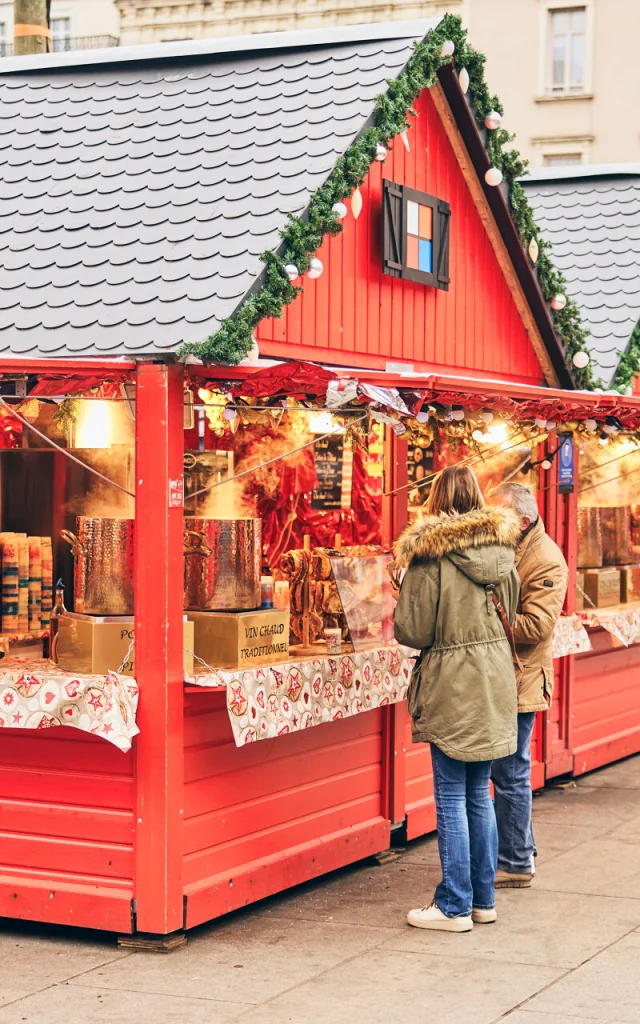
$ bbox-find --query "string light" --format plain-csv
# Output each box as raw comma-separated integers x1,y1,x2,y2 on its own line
572,351,590,369
541,459,552,471
332,202,348,220
307,257,323,279
484,110,502,130
284,264,299,282
485,167,503,186
440,39,455,57
551,294,567,311
375,144,387,162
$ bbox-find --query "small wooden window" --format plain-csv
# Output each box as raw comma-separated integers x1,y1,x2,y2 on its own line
383,181,451,290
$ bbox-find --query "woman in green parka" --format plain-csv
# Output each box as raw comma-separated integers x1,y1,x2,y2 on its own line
394,465,520,933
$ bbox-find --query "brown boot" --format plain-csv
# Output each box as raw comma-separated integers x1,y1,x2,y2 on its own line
495,868,533,888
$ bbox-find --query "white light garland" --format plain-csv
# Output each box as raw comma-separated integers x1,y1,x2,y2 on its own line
485,167,503,187
375,144,387,162
332,202,348,220
551,294,567,311
284,264,299,282
307,257,323,279
484,110,502,130
572,351,590,369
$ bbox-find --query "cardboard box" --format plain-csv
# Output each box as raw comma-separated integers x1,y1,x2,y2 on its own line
187,608,290,670
582,569,621,609
616,565,640,605
575,571,585,611
56,614,194,677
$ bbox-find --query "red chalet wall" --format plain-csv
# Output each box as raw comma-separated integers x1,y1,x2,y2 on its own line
258,88,545,385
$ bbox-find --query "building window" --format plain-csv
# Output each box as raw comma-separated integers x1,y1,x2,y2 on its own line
543,153,583,166
51,17,72,51
549,7,586,93
383,181,451,290
0,22,8,56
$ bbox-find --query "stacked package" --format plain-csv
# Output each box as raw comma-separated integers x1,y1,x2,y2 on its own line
0,534,53,635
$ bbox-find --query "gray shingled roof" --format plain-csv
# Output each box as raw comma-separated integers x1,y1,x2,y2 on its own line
0,23,434,358
522,166,640,388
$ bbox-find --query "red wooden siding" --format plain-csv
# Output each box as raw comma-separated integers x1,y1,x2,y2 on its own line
182,689,389,927
572,633,640,775
0,729,134,931
258,89,545,384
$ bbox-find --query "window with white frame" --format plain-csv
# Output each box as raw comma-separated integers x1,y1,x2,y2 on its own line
51,17,72,51
549,7,586,93
543,153,583,167
0,22,8,57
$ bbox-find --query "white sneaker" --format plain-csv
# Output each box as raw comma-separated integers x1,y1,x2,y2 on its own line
407,902,473,932
471,907,497,924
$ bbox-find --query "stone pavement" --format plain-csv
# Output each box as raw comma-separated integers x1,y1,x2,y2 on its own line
1,754,640,1024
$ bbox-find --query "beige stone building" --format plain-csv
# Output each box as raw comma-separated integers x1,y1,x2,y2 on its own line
0,0,120,55
111,0,639,167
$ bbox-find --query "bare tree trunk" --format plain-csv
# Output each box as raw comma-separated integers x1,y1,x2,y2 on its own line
13,0,50,56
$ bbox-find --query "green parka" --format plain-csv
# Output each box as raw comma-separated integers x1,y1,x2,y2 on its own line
393,507,521,762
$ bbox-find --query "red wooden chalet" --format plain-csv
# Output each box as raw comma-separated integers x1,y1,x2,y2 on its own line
0,20,636,939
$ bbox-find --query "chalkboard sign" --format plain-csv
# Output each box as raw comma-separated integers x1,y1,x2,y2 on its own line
312,435,352,510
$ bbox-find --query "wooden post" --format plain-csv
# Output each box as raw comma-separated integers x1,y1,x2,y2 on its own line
134,363,185,936
301,534,311,650
13,0,50,55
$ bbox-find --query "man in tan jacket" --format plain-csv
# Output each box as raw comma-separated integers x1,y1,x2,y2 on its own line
491,483,568,887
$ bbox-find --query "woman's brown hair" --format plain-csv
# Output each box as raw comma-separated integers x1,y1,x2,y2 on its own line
426,465,485,516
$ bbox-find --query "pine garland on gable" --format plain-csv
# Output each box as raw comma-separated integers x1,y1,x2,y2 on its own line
179,13,596,390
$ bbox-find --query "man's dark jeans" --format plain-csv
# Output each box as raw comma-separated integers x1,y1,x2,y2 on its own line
491,712,537,874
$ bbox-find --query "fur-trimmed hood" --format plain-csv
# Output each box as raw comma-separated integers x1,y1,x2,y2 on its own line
394,506,521,569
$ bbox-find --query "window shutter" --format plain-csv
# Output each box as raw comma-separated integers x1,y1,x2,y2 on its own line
436,199,451,291
383,180,403,277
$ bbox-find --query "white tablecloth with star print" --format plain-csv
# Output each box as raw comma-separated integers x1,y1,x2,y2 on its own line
0,657,139,752
187,644,416,746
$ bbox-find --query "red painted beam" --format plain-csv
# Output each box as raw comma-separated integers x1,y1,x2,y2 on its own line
134,362,185,935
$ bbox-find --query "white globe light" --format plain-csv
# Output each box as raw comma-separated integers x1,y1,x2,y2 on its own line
416,410,429,424
572,350,590,369
241,338,260,366
472,429,484,442
541,459,552,471
375,144,387,162
459,67,470,94
441,39,455,57
626,386,633,396
546,421,557,431
599,435,609,446
585,418,597,432
332,201,348,220
535,418,547,429
307,257,323,279
451,407,465,421
551,294,567,311
603,423,617,434
223,406,237,421
484,110,502,130
284,263,299,282
481,410,494,424
485,167,503,187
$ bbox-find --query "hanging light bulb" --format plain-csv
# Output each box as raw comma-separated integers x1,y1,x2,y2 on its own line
351,187,363,220
528,238,539,264
546,421,557,431
472,428,485,442
535,418,547,429
307,257,323,279
440,39,455,57
481,410,494,424
416,410,429,424
451,406,466,421
585,418,597,432
599,434,609,446
485,167,503,187
551,294,567,311
459,67,470,93
284,264,299,282
332,201,348,220
572,351,590,369
484,110,502,130
223,406,237,421
541,459,552,471
603,419,617,434
375,144,387,162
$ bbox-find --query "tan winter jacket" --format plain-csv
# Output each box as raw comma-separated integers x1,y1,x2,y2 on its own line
513,518,569,713
393,507,521,762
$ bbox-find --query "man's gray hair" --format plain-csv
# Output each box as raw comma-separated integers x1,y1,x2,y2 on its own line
493,482,539,521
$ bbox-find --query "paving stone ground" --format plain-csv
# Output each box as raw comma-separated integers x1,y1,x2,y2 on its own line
2,754,640,1024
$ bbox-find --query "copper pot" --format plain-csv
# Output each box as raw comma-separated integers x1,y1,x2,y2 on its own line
62,517,134,615
601,506,632,565
184,517,261,611
577,508,603,569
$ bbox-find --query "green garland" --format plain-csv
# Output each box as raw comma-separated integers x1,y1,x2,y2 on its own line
614,320,640,394
179,13,596,390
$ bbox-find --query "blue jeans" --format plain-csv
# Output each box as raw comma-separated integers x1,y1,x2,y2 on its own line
491,712,537,873
430,744,498,917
